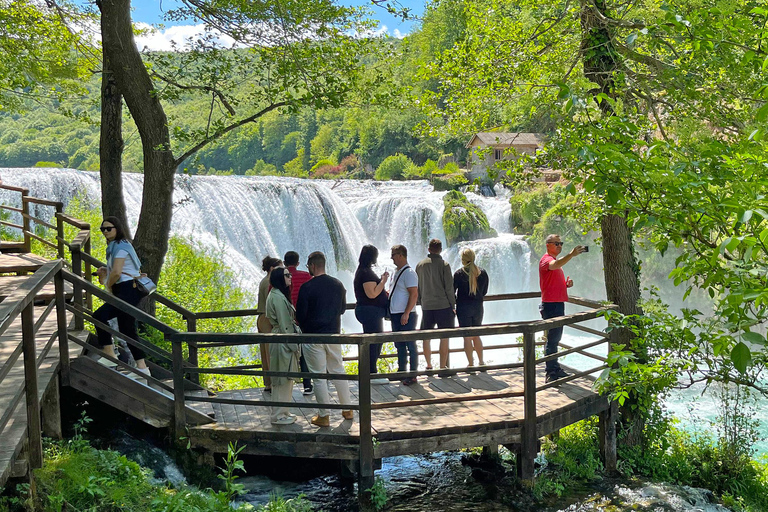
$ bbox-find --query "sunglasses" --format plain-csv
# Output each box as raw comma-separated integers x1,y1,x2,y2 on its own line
547,242,563,247
284,273,292,278
100,226,115,233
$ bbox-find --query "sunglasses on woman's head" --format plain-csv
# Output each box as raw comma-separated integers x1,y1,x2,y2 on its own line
100,226,115,233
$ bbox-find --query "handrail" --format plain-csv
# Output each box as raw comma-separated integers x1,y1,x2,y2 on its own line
0,261,63,335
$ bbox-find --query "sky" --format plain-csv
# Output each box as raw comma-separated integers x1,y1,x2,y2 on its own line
127,0,425,51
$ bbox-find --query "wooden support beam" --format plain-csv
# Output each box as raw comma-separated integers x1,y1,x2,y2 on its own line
599,401,618,474
54,270,70,386
172,337,187,439
357,341,375,501
41,377,62,440
21,304,42,469
520,331,537,483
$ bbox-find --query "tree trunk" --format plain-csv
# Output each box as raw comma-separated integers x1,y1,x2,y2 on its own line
99,0,176,283
581,0,646,446
98,47,128,228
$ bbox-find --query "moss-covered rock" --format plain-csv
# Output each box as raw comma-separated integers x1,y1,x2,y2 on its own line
433,173,469,191
442,190,497,245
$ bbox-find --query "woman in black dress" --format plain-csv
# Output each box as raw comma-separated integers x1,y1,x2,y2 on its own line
354,245,389,383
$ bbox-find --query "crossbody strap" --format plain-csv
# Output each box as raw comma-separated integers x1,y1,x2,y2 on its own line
390,265,410,297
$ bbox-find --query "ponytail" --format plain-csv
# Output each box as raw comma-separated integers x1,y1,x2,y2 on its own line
460,248,481,296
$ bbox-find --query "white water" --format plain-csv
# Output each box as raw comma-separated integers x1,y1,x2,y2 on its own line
0,168,546,338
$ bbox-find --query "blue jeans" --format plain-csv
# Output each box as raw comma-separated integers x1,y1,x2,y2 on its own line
391,311,418,373
355,305,386,374
540,302,565,373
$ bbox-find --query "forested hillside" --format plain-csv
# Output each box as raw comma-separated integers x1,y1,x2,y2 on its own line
0,3,490,178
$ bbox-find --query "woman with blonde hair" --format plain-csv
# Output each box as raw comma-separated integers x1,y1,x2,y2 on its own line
453,247,489,367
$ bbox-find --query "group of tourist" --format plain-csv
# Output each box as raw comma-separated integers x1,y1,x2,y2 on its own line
92,215,585,429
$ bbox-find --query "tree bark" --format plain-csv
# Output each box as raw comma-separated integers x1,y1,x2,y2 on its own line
98,47,128,229
99,0,176,282
581,0,645,445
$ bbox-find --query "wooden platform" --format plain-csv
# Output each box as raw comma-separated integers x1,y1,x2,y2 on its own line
0,253,49,274
0,276,73,303
188,367,608,460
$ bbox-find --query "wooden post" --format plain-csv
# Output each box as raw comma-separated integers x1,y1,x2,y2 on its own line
54,270,70,386
186,316,199,384
171,336,186,438
520,331,537,483
21,303,43,469
55,205,65,260
599,401,618,474
71,245,84,330
20,192,31,253
83,236,93,311
358,340,375,505
41,377,62,440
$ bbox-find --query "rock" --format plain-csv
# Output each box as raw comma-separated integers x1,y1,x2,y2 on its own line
442,190,497,245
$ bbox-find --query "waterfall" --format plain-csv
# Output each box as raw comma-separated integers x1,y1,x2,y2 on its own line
0,168,535,327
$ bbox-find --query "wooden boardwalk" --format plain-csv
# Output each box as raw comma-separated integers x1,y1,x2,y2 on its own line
189,366,607,460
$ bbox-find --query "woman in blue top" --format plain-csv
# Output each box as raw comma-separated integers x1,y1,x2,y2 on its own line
93,216,149,376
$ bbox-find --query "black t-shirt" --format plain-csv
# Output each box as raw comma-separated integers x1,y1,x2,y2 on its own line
296,274,347,334
453,267,489,306
354,266,388,308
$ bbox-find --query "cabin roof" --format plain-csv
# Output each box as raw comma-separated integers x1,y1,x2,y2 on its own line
466,132,546,148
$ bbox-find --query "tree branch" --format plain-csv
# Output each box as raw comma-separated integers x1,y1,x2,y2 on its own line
173,101,289,167
150,71,236,116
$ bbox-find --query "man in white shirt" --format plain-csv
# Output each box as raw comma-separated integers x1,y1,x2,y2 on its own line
389,244,419,385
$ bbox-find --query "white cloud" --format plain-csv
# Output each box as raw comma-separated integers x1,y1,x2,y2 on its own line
134,22,237,52
392,29,405,39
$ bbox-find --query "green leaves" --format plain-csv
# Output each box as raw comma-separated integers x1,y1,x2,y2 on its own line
731,342,751,373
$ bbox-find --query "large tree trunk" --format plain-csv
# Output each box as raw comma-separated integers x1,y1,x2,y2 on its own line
98,47,128,228
581,0,646,446
99,0,176,282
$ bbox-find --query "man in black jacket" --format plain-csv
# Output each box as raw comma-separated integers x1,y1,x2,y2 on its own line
296,251,353,427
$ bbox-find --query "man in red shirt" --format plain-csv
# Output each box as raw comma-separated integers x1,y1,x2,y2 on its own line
539,234,586,383
285,251,313,394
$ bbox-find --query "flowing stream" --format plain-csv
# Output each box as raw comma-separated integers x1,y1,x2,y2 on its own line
0,168,743,511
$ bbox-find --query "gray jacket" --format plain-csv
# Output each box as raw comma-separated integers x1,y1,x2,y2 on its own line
415,253,455,310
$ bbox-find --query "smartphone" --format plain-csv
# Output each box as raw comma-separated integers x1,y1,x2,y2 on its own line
583,246,589,252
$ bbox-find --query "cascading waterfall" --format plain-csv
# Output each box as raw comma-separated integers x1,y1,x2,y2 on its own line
0,168,536,330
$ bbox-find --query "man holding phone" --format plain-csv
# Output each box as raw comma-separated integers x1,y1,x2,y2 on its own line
539,234,587,383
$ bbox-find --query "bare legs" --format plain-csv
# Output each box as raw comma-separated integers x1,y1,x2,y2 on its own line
423,339,433,368
425,339,450,368
462,336,484,366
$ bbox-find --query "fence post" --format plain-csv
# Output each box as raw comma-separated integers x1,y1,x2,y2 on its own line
21,303,43,469
520,330,537,483
171,336,186,438
83,235,93,311
55,205,65,260
599,401,618,473
358,339,375,504
54,269,70,386
21,192,30,253
186,316,199,384
71,244,84,330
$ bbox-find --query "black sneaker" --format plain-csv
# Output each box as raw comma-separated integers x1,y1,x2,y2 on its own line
402,377,417,386
546,369,569,383
303,386,314,395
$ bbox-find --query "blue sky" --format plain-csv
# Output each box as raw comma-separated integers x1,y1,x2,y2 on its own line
128,0,425,49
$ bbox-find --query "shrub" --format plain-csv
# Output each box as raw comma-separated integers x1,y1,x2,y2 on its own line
374,154,413,181
34,161,62,168
442,190,496,245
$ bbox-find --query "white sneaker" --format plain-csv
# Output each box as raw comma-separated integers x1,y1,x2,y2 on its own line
370,378,390,385
271,415,297,425
96,357,118,368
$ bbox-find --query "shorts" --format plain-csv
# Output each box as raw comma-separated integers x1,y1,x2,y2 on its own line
420,307,455,330
456,304,484,327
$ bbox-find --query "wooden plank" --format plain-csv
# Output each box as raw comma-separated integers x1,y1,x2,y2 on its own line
0,253,48,274
0,276,72,302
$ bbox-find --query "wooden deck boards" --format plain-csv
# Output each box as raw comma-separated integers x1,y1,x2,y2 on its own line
0,276,73,303
189,366,608,455
0,253,49,274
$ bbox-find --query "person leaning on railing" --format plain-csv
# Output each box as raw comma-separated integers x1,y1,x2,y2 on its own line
265,266,301,426
256,255,282,394
93,216,150,379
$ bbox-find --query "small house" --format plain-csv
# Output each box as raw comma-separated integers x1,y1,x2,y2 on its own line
466,132,546,182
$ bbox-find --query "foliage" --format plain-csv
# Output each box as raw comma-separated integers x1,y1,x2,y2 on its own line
533,419,602,499
374,153,413,181
433,173,468,191
0,0,90,112
509,184,568,234
441,190,496,245
367,476,388,511
218,442,247,504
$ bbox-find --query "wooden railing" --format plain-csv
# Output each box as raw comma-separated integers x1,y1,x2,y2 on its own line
166,293,616,486
0,260,69,474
